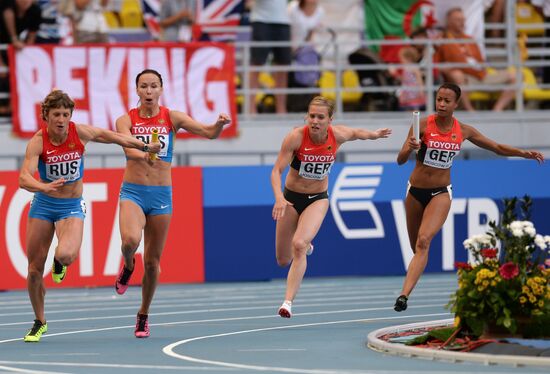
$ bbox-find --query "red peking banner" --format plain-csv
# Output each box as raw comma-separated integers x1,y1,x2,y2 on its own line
0,167,205,290
8,42,237,138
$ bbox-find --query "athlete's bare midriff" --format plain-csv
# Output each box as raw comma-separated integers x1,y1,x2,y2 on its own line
122,159,173,186
408,161,452,188
284,169,329,194
41,179,83,198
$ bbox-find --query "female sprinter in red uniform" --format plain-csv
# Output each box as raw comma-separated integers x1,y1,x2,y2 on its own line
19,89,160,342
394,82,544,312
271,96,392,317
113,69,231,337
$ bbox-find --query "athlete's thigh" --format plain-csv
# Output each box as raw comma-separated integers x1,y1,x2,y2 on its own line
405,193,424,250
275,206,299,259
26,218,55,265
119,200,146,241
418,194,452,240
143,214,172,260
55,217,84,256
294,199,329,244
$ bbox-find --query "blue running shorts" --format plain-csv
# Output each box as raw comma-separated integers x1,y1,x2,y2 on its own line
119,182,172,216
29,192,86,222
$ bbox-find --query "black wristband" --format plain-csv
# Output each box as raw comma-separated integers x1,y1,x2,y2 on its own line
142,144,149,152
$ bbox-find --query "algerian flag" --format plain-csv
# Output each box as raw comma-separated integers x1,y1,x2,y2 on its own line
364,0,483,51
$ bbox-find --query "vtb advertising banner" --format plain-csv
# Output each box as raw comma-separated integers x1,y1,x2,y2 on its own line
8,42,237,138
202,160,550,281
0,168,205,290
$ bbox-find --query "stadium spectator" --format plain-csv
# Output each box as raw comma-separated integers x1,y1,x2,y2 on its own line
531,0,550,89
72,0,109,44
396,46,426,111
36,0,62,44
248,0,291,114
158,0,195,42
436,7,516,111
0,0,43,116
288,0,324,51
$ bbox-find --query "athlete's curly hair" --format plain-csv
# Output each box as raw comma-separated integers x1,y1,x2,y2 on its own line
41,90,75,120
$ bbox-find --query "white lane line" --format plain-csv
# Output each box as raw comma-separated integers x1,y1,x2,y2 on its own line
0,284,457,310
0,361,236,371
0,304,447,344
237,349,307,352
0,365,69,374
162,313,451,374
29,353,100,357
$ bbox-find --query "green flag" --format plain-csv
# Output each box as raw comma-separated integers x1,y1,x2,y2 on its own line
364,0,435,50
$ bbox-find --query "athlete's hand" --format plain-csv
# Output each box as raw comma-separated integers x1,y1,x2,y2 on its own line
148,141,161,154
373,128,392,139
215,113,231,127
524,150,545,164
407,136,420,151
272,198,293,220
42,178,66,193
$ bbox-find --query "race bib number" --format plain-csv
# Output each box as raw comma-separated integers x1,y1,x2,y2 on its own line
46,159,82,181
298,162,333,180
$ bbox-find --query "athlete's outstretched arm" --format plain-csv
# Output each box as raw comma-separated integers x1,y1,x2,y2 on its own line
462,124,544,163
271,129,301,220
76,124,160,153
170,111,231,139
19,133,65,193
333,125,392,143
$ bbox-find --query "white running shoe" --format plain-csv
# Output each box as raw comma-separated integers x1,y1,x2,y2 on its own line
306,243,314,256
278,301,292,318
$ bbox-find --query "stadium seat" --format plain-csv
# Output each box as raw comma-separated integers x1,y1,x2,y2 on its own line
522,67,550,107
103,11,120,28
120,0,143,28
319,70,362,108
516,3,544,37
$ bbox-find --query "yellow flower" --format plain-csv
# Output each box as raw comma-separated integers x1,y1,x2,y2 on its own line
522,286,530,293
477,286,485,292
529,295,537,303
490,280,497,287
482,280,489,287
538,300,544,308
519,296,527,304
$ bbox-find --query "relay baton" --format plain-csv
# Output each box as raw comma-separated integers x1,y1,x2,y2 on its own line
150,129,159,161
412,111,420,152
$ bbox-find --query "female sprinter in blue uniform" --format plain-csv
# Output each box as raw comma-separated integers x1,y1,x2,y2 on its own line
19,89,160,342
113,69,231,338
271,96,391,318
394,83,544,312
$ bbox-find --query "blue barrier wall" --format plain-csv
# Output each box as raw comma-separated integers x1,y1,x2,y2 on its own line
202,160,550,281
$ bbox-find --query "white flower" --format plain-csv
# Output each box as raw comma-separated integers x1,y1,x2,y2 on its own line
522,221,534,228
512,228,524,237
463,238,474,249
524,226,536,238
535,234,547,249
509,221,523,231
544,235,550,243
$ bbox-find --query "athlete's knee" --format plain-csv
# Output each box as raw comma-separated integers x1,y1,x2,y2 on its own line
27,263,45,280
276,255,291,267
291,238,309,254
121,235,141,254
143,258,160,274
415,234,432,254
56,252,78,266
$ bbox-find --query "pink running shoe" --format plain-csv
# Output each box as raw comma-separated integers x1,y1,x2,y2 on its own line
135,313,150,338
278,301,292,318
115,259,134,295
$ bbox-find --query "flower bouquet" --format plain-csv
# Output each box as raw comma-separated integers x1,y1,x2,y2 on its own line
448,196,550,338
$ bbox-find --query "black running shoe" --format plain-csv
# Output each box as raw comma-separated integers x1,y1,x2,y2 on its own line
394,295,408,312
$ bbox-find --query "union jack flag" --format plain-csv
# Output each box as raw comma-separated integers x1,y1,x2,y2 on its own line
141,0,161,39
195,0,244,41
141,0,243,41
